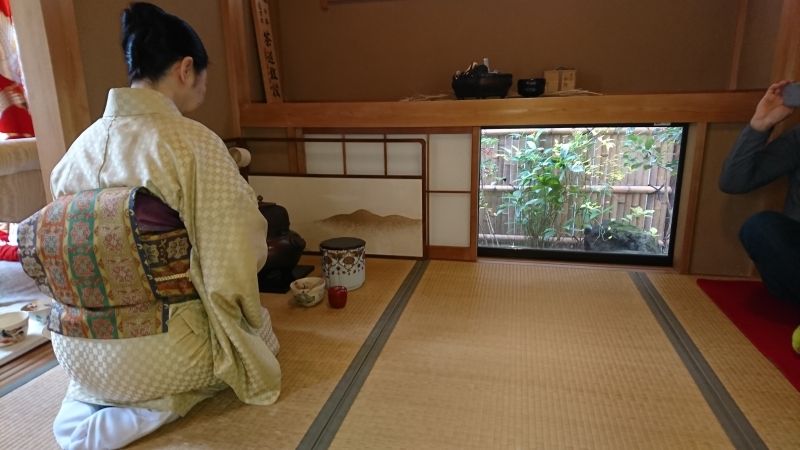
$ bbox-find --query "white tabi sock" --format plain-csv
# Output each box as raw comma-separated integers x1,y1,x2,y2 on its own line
53,399,179,450
53,400,103,449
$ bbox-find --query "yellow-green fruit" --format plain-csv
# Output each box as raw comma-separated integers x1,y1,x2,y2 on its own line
793,326,800,354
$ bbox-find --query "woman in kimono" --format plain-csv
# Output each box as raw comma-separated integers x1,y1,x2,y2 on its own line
48,3,280,448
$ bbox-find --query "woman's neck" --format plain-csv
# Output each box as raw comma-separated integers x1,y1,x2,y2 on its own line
131,78,172,97
130,78,182,110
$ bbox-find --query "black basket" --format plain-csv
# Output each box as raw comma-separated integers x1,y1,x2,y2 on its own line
452,73,512,99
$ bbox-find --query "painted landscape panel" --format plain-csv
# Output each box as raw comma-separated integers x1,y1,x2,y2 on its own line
249,176,423,257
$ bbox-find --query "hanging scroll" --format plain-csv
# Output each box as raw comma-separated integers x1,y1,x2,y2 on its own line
251,0,283,103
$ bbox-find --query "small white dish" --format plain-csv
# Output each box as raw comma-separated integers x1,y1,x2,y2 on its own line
21,299,52,324
0,311,29,347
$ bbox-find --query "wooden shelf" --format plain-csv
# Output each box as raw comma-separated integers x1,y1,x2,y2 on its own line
240,91,763,129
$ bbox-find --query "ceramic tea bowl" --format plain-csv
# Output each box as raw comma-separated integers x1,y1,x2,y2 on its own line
21,300,52,324
289,277,327,307
0,312,29,347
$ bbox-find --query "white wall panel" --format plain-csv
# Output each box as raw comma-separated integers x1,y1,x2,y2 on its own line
344,134,384,175
304,134,343,174
428,134,472,191
429,193,470,247
386,134,425,176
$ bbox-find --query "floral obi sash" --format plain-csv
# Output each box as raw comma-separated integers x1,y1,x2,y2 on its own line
17,187,199,339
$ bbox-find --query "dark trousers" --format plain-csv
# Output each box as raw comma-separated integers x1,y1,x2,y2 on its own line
739,211,800,305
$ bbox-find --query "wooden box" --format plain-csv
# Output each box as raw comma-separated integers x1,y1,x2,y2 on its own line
544,68,577,93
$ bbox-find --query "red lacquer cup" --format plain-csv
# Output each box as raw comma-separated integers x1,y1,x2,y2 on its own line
328,286,348,309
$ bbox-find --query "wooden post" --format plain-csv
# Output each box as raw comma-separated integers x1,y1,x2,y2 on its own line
287,127,300,173
469,127,480,261
768,0,800,138
11,0,90,201
674,122,707,274
771,0,800,85
728,0,749,90
251,0,283,103
219,0,253,135
295,128,307,173
768,0,800,140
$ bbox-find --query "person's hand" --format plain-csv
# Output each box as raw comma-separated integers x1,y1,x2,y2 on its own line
750,80,795,132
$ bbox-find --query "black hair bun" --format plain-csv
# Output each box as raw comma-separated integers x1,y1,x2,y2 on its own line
121,2,167,33
120,1,209,82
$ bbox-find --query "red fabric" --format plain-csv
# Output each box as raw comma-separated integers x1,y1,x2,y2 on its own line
0,1,33,139
0,229,18,261
0,102,33,137
0,244,17,261
697,278,800,391
0,74,33,137
0,0,10,20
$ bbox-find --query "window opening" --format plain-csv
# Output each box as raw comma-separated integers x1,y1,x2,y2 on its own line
478,124,687,265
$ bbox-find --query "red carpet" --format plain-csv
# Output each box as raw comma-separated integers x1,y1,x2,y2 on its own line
697,279,800,391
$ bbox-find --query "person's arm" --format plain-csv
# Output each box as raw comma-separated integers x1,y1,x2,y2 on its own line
178,124,279,404
719,80,800,194
719,125,800,193
188,132,268,328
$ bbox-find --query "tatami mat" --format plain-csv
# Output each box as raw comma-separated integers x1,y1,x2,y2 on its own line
330,261,732,449
648,273,800,449
3,260,794,449
0,257,414,450
0,365,67,448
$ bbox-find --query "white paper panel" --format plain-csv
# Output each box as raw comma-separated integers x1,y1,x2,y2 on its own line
386,134,425,176
428,193,470,247
304,134,343,174
428,134,472,191
344,134,384,175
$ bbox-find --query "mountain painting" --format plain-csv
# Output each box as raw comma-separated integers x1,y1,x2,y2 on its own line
249,176,423,257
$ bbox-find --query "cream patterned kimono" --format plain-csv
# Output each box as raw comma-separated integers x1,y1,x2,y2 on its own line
49,88,280,415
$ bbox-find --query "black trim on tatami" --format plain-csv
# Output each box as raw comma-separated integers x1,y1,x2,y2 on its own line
629,272,767,450
297,260,429,450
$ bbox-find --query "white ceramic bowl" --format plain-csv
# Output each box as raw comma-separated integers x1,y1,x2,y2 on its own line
289,277,326,307
21,300,52,324
0,311,29,347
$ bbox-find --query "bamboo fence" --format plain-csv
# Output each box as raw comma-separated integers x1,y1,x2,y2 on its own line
479,127,679,253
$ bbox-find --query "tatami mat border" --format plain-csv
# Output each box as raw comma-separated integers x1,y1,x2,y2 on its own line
298,260,429,450
0,358,59,398
630,272,766,450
